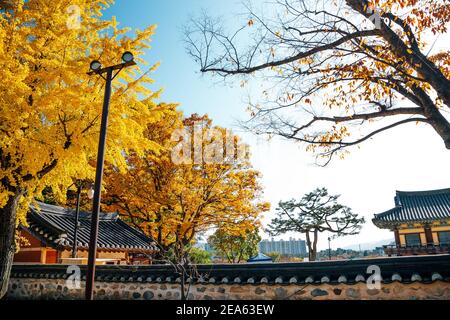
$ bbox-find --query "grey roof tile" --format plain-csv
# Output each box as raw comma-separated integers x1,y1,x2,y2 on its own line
24,202,157,252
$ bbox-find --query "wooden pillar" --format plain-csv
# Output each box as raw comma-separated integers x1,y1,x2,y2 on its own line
40,248,47,264
424,225,434,245
394,228,401,247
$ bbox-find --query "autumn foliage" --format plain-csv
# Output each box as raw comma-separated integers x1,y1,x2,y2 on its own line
104,112,270,256
0,0,162,212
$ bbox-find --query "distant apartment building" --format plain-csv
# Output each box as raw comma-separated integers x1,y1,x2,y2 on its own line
259,238,307,257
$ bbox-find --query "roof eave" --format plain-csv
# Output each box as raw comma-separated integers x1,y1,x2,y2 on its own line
59,245,158,253
373,218,445,230
372,219,399,230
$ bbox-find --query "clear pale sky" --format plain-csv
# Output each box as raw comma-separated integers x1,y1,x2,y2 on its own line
104,1,450,250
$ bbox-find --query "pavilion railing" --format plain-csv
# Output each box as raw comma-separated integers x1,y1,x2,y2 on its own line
383,243,450,256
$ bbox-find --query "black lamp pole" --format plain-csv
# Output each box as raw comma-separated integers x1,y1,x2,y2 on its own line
71,183,82,259
85,53,136,301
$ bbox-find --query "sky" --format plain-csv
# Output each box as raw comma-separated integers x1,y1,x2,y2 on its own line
104,0,450,250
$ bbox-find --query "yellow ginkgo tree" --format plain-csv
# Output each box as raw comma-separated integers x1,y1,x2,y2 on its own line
0,0,167,297
104,113,270,257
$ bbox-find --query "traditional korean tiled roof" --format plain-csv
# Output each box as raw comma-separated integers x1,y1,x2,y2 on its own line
247,253,273,263
24,202,157,253
11,254,450,285
373,188,450,228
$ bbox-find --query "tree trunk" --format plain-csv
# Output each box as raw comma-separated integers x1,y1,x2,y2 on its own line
179,250,189,301
311,229,319,261
0,191,23,299
305,231,314,261
180,271,186,300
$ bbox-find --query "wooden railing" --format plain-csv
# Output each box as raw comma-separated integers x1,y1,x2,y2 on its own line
383,244,450,256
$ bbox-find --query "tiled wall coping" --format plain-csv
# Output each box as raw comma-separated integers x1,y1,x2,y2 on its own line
11,254,450,285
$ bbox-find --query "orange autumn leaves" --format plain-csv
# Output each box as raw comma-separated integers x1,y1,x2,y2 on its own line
104,112,270,250
368,0,449,34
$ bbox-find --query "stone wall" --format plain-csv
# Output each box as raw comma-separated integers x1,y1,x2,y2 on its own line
9,255,450,300
8,277,450,300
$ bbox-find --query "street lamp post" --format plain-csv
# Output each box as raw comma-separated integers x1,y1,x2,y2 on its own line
85,52,136,300
71,182,94,259
71,183,82,259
